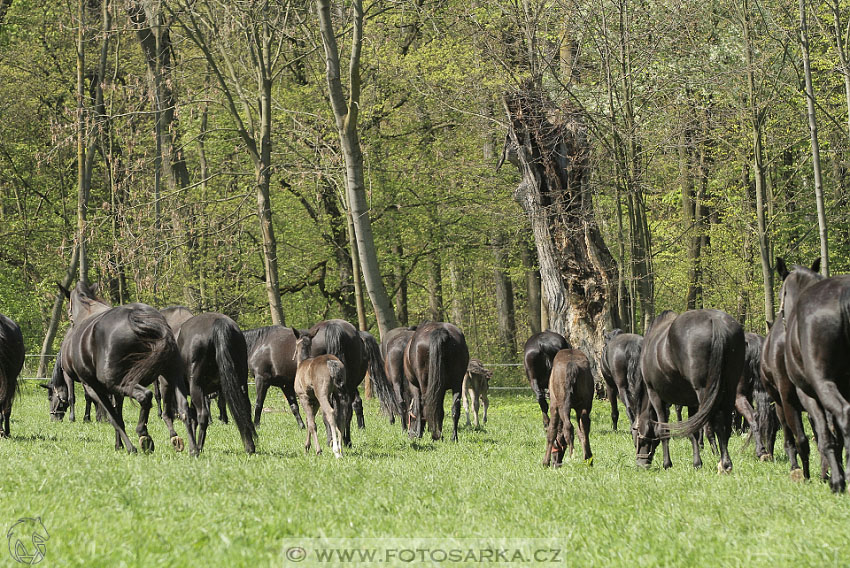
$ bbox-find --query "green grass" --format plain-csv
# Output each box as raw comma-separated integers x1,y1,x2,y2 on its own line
2,382,849,567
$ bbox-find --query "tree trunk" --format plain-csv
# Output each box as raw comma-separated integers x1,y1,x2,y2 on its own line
521,241,542,335
492,234,517,358
428,258,444,322
393,242,408,326
502,84,620,380
76,0,89,285
317,0,398,337
743,0,775,327
799,0,829,276
448,261,466,330
37,246,79,378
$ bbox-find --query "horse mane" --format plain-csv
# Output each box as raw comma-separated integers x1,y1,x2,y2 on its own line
645,311,676,336
604,329,623,343
242,326,278,355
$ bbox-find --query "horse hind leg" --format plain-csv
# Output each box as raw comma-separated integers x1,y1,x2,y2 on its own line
543,408,563,467
86,386,137,453
129,385,155,454
804,383,849,492
318,396,342,458
353,391,365,430
451,390,461,442
579,409,592,464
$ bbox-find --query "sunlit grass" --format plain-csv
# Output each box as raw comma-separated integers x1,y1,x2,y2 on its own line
1,382,848,566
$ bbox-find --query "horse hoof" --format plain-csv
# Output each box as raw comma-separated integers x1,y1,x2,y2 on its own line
717,461,731,474
759,453,774,462
790,468,805,482
585,456,594,467
171,436,185,452
139,436,155,454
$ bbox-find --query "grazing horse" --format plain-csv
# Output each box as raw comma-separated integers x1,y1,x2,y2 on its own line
306,319,394,447
404,322,470,441
462,358,492,428
523,331,570,428
0,313,24,438
177,313,256,454
243,325,304,429
760,258,831,482
600,329,643,431
543,349,593,467
51,281,196,454
733,332,774,460
381,326,417,428
43,351,106,423
635,309,744,472
782,261,850,492
293,330,345,458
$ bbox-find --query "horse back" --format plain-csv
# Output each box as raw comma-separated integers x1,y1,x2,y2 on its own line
245,326,297,386
550,349,593,411
523,331,569,388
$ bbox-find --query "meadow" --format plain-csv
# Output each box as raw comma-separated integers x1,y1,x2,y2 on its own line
1,381,849,567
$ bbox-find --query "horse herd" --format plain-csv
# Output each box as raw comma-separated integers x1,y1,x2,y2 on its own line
0,280,493,459
529,257,850,493
1,258,849,493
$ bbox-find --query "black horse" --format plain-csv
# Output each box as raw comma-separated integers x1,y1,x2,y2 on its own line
635,309,744,472
600,329,643,432
760,259,832,482
380,326,417,428
177,313,256,454
306,319,394,446
782,261,850,492
523,330,570,428
243,325,305,429
49,281,196,454
404,321,469,441
0,313,24,438
733,332,776,460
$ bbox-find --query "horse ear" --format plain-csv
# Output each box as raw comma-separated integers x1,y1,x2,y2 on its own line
57,283,70,299
292,328,301,339
811,258,821,273
39,383,50,389
776,258,789,280
90,282,100,296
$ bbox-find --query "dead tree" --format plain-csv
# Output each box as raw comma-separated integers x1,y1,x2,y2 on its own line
500,84,621,379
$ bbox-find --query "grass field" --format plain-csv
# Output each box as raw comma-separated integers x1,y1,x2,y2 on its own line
2,381,849,567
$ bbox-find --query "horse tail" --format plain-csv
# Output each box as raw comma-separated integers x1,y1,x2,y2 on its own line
0,318,24,405
840,285,850,347
120,309,175,389
625,340,643,419
328,357,347,392
423,327,451,438
561,362,578,449
753,373,777,451
360,331,399,418
213,318,256,453
324,322,345,367
667,321,726,438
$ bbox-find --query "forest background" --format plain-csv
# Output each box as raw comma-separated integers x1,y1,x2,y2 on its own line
1,0,847,382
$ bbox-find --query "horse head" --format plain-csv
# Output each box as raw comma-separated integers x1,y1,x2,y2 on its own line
292,328,315,365
776,258,823,322
40,382,69,421
66,281,110,325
